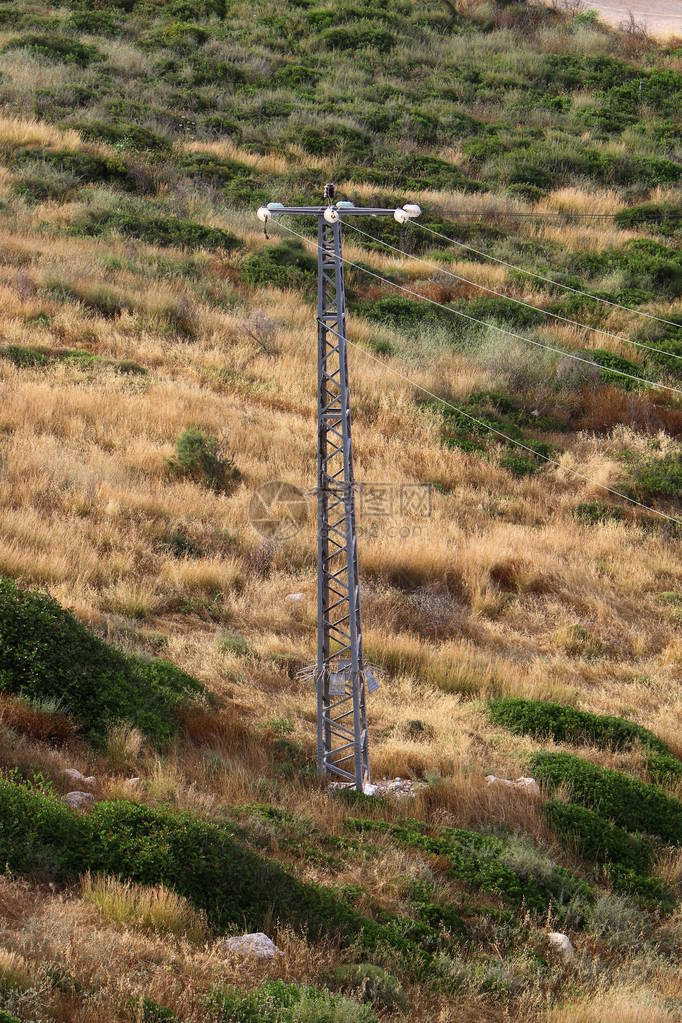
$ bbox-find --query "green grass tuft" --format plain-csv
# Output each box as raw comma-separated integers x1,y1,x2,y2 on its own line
208,980,377,1023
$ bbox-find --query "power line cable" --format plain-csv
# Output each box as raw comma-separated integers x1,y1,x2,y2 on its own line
410,220,682,328
275,220,682,397
319,319,682,527
415,209,682,221
344,220,682,364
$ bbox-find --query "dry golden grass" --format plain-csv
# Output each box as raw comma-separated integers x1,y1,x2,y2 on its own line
0,117,678,1020
81,873,208,942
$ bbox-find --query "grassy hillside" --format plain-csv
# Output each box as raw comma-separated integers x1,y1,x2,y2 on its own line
0,1,680,1021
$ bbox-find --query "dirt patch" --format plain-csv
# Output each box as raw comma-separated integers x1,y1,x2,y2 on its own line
582,0,682,36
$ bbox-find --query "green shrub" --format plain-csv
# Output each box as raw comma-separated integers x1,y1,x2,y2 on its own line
168,427,240,491
145,20,210,52
241,239,316,291
0,1012,21,1023
543,801,652,874
0,576,203,745
1,344,50,368
0,779,426,961
616,203,682,233
575,502,625,525
139,1000,178,1023
543,801,668,902
348,818,592,917
74,120,171,152
208,980,377,1023
628,452,682,501
529,752,682,845
333,964,408,1012
177,152,254,187
9,146,133,188
585,348,643,390
499,452,539,477
67,9,119,32
3,33,101,65
12,160,80,203
73,203,239,252
321,25,395,53
489,697,670,755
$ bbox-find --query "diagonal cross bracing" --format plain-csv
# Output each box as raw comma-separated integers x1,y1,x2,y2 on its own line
316,217,370,790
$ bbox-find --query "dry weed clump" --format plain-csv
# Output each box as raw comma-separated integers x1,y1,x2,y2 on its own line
81,873,208,942
0,694,76,742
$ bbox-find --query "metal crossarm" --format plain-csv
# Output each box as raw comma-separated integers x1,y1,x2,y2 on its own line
256,188,421,790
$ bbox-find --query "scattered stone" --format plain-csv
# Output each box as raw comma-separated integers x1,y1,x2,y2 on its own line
285,592,305,603
221,932,280,958
330,778,425,799
64,768,96,787
65,790,95,811
485,774,541,796
548,931,575,962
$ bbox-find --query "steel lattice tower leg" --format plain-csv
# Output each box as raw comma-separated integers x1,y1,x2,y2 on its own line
316,216,370,790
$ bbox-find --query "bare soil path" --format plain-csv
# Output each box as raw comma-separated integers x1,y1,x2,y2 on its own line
584,0,682,36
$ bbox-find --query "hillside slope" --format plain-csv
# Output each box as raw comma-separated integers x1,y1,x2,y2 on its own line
0,2,680,1022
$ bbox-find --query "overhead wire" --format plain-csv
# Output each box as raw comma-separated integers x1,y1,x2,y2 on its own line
409,219,682,328
274,219,682,397
317,319,682,527
417,209,682,221
343,220,682,363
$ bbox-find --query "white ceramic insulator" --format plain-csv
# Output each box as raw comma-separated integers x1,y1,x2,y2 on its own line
323,207,340,224
393,209,409,224
257,206,271,222
403,203,422,217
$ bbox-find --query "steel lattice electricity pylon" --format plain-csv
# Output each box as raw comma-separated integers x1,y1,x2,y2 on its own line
257,187,420,789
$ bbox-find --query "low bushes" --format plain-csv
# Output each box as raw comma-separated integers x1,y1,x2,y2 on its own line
627,451,682,502
543,801,668,902
530,752,682,845
489,697,669,754
490,698,681,785
348,818,591,916
73,203,239,252
0,779,424,959
74,120,171,153
241,239,316,291
9,146,133,188
168,427,240,491
0,576,203,745
3,33,100,65
333,963,408,1012
0,344,146,375
543,801,651,874
208,980,377,1023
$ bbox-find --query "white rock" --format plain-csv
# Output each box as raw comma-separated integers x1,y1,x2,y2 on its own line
64,768,96,787
362,783,378,796
486,774,540,796
285,592,306,603
65,790,94,811
548,931,575,961
222,932,280,958
515,776,541,796
126,777,140,788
